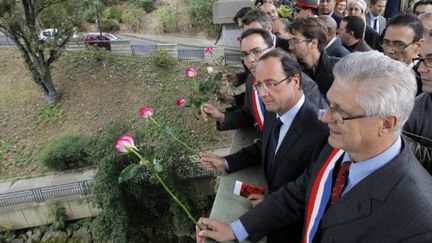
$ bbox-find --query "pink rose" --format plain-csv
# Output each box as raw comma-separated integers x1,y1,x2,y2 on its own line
176,96,186,108
205,46,214,55
237,36,241,42
114,134,135,153
185,67,197,78
138,106,153,119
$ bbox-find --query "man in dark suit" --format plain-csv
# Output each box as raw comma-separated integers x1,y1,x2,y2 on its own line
338,15,373,52
197,51,432,243
319,0,343,26
200,48,328,243
201,29,327,134
382,14,424,96
318,15,351,57
366,0,387,35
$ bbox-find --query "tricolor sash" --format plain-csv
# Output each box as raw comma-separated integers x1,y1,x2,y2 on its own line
251,77,266,131
303,148,345,243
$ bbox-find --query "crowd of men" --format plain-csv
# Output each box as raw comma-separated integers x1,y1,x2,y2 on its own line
197,0,432,242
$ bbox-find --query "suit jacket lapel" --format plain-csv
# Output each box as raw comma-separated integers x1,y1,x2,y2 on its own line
266,101,309,181
319,146,410,229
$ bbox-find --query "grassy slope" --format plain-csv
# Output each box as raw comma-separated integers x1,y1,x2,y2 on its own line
0,47,232,179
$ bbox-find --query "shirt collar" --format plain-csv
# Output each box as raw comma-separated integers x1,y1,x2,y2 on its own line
342,136,402,185
277,94,305,126
325,36,337,49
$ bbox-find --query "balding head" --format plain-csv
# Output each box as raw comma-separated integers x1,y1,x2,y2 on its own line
260,3,279,20
318,15,338,39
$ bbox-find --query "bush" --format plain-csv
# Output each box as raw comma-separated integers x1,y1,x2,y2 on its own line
100,19,121,32
121,6,146,31
104,6,124,23
150,49,177,69
182,0,219,37
38,133,92,171
47,203,66,230
134,0,155,13
156,5,177,33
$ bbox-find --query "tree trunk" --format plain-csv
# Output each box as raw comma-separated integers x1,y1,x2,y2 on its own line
37,63,58,105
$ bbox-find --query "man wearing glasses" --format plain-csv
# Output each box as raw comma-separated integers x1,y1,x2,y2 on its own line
197,51,432,243
404,36,432,172
287,16,339,96
200,46,328,243
381,14,424,96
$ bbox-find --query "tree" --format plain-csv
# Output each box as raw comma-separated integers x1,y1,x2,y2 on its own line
0,0,85,105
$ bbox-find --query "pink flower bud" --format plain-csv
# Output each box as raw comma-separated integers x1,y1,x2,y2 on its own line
237,36,241,42
138,106,153,119
176,96,186,108
114,134,135,153
205,46,214,55
185,67,197,78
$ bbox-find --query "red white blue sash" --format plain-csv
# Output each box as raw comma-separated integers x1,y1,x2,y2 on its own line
251,77,266,131
303,148,345,243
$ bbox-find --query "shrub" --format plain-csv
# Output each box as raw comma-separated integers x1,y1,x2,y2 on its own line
47,203,66,231
182,0,219,37
104,6,124,23
121,7,146,31
38,133,92,171
100,19,121,32
134,0,155,13
157,5,177,33
150,49,177,69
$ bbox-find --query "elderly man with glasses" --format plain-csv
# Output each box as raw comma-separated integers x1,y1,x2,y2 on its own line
200,47,328,243
382,14,424,96
197,51,432,243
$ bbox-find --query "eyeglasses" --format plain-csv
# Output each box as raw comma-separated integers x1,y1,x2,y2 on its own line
287,38,311,45
241,47,271,59
380,39,416,51
254,76,292,92
413,57,432,68
318,106,375,124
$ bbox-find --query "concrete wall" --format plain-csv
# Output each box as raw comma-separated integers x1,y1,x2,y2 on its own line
0,196,102,231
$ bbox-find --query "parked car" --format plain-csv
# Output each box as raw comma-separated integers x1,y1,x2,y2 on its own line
39,28,81,44
84,32,119,51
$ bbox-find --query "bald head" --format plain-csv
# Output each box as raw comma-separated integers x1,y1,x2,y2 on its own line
318,15,338,39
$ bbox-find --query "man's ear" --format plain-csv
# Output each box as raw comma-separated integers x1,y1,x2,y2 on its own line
379,116,398,135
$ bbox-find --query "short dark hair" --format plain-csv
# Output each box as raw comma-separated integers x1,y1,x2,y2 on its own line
370,0,386,5
342,15,365,39
288,17,328,52
414,0,432,14
240,28,274,48
388,14,424,42
242,10,273,29
233,7,252,24
259,48,302,86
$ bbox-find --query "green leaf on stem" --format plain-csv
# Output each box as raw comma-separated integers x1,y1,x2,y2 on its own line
214,71,223,81
118,163,140,184
153,160,163,173
164,126,173,136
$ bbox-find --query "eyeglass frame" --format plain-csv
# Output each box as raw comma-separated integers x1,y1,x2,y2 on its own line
380,39,417,51
254,76,293,92
240,47,271,60
287,38,311,46
413,57,432,68
318,106,376,124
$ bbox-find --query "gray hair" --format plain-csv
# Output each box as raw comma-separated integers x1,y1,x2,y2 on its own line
333,51,417,133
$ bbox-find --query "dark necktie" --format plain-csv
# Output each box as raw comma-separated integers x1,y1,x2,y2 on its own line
330,161,352,205
373,18,378,33
266,118,283,172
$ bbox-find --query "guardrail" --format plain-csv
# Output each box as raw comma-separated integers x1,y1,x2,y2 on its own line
0,179,93,208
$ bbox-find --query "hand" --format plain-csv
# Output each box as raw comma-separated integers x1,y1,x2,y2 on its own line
199,152,226,172
200,103,225,122
216,91,235,105
247,193,265,207
196,217,236,243
222,69,238,86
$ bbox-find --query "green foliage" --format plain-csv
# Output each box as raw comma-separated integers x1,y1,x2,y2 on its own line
157,5,177,33
33,103,63,126
0,229,14,243
277,5,294,19
121,6,146,31
100,19,121,32
187,71,224,110
39,1,86,30
47,203,67,230
182,0,219,36
91,118,211,242
104,6,124,23
134,0,155,13
85,45,111,63
150,49,177,69
38,133,92,171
